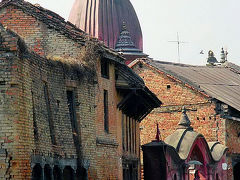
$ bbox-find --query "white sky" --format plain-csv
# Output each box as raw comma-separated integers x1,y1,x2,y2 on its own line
26,0,240,65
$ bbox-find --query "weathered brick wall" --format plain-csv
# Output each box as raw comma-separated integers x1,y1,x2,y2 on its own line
0,47,98,179
133,64,207,106
132,62,233,178
0,6,97,179
0,4,143,179
0,5,83,62
225,119,240,179
226,119,240,154
0,30,23,179
0,4,99,179
94,59,141,179
132,63,225,142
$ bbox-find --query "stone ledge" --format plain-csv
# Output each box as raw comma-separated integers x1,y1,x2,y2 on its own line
96,137,118,147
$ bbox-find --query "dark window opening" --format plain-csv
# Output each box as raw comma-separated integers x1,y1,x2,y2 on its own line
43,83,56,145
197,117,199,120
67,90,81,160
167,85,171,89
234,162,240,180
104,90,109,133
229,106,240,118
53,166,62,180
32,164,42,180
44,164,52,180
115,69,119,80
67,90,78,135
174,174,177,180
126,116,129,151
63,166,74,180
76,167,87,180
134,120,137,154
122,114,125,151
129,118,132,152
123,162,138,180
101,58,109,78
203,117,205,120
129,117,132,153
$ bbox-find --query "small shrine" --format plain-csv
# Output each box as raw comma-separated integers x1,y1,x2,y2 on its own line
142,107,228,180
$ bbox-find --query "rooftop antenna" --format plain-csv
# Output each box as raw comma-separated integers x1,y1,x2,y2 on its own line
168,32,188,63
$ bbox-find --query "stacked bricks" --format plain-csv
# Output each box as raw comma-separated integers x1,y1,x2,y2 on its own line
0,2,142,179
131,61,231,178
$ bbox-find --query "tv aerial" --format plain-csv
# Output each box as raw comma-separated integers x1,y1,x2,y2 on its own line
168,32,188,63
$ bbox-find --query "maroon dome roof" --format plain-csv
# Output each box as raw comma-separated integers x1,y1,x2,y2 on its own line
68,0,143,50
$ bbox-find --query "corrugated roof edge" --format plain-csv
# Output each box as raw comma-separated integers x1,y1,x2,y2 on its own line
129,58,211,99
224,62,240,75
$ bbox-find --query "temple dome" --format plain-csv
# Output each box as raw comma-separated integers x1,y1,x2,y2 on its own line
68,0,143,50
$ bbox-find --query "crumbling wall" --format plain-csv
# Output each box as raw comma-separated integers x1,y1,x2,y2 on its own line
0,5,85,63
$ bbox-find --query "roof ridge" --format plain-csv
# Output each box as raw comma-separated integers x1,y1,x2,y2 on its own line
0,0,88,41
148,59,198,67
0,0,124,60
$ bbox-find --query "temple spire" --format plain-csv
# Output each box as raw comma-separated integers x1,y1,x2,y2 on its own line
115,21,147,64
68,0,143,50
115,22,136,50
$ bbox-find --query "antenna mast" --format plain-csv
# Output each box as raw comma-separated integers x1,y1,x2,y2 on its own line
168,33,188,63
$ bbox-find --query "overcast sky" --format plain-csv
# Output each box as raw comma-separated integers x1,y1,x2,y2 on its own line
26,0,240,65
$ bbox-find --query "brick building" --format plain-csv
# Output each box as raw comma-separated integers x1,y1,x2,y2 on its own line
130,58,240,179
0,0,161,179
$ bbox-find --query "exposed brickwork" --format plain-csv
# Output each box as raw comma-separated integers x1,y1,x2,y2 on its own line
0,2,151,179
94,61,141,179
131,60,238,179
0,5,84,61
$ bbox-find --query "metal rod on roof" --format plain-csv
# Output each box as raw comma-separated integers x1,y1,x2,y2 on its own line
168,32,188,63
